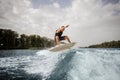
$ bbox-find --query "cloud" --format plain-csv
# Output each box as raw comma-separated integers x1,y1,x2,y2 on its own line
102,0,119,5
53,2,60,8
0,0,120,46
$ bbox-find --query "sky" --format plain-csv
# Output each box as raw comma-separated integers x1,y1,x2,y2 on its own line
0,0,120,47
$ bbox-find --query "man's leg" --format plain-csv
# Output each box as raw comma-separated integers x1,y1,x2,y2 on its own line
55,36,60,45
65,36,71,43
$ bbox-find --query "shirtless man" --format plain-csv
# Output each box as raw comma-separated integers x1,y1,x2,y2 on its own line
55,25,71,45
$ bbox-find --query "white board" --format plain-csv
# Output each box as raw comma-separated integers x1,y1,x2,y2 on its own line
49,42,76,52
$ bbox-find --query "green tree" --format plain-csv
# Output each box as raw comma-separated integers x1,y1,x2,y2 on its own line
0,29,18,49
19,34,29,49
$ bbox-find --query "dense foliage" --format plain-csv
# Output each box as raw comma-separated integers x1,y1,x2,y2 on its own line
88,40,120,48
0,29,55,50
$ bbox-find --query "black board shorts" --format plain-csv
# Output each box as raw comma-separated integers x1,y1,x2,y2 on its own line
55,36,65,41
59,36,65,41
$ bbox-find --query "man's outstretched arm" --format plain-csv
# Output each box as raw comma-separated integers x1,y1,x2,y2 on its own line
65,25,69,28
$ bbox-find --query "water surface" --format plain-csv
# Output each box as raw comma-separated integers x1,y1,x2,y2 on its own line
0,48,120,80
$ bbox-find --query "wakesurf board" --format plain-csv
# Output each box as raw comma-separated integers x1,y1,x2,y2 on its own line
49,42,76,52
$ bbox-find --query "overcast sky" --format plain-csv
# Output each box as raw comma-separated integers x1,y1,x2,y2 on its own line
0,0,120,47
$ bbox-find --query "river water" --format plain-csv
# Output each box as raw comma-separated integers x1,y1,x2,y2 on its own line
0,48,120,80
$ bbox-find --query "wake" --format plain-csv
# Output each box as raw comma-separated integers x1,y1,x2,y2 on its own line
23,49,75,80
22,48,120,80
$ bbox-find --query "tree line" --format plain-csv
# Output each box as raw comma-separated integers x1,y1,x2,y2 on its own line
0,29,55,50
88,40,120,48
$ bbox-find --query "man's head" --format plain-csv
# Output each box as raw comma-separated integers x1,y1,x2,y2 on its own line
61,26,65,31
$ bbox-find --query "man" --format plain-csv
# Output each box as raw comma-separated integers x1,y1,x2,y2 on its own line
55,25,71,45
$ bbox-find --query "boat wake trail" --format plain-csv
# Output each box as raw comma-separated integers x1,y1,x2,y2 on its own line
0,48,120,80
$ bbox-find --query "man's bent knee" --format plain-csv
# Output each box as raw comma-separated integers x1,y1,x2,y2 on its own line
64,35,68,39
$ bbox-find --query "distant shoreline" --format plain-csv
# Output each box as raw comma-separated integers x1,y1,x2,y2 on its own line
0,29,55,50
86,40,120,48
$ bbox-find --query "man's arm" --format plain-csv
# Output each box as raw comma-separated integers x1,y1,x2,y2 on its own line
56,25,69,33
65,25,69,28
